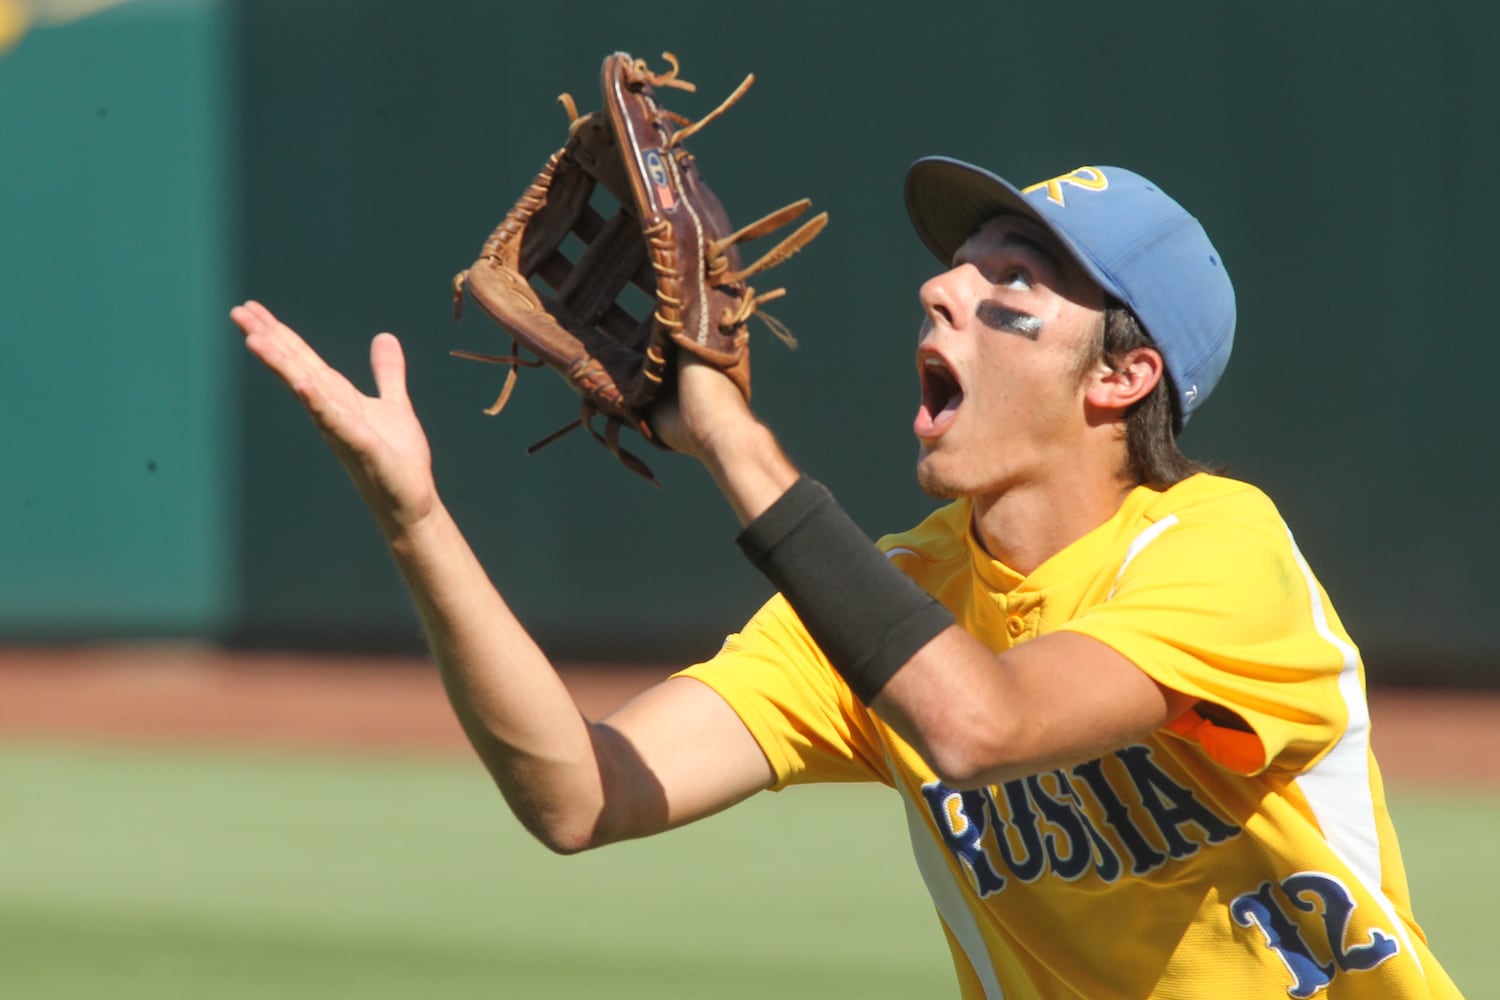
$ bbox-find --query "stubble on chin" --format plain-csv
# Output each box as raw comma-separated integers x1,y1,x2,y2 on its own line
915,453,964,500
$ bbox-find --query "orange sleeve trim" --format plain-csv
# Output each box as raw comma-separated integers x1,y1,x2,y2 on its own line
1166,710,1268,775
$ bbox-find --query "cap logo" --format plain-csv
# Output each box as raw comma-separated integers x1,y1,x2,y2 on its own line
1022,166,1108,207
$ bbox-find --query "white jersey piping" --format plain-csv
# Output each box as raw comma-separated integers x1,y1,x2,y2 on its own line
1283,526,1422,972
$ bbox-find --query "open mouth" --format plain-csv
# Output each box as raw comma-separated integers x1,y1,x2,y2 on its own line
916,354,963,439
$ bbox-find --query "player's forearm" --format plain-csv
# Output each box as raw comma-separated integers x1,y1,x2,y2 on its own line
382,502,612,852
695,419,801,526
871,629,1197,789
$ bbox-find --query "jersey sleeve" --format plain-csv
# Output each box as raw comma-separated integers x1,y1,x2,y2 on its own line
1057,508,1354,777
674,593,892,791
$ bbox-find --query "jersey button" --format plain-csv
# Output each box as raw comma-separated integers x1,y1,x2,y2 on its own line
1006,616,1026,637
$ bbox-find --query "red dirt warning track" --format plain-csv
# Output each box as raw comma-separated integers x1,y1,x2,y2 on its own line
0,645,1495,785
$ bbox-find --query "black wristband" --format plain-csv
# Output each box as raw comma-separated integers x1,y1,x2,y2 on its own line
736,476,956,703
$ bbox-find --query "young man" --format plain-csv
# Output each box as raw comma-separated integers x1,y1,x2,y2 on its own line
232,158,1459,997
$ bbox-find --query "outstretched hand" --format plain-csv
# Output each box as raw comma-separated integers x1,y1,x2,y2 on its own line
231,300,437,537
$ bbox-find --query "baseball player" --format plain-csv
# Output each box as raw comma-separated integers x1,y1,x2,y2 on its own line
232,158,1460,997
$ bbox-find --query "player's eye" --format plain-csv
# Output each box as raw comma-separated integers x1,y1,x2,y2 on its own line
992,267,1032,291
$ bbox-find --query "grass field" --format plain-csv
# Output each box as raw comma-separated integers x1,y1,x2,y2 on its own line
0,740,1489,998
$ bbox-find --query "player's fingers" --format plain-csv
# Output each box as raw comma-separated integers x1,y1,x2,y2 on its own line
232,300,336,391
369,333,409,403
232,308,298,382
233,304,358,421
230,304,390,460
231,300,297,353
229,302,270,341
237,299,278,328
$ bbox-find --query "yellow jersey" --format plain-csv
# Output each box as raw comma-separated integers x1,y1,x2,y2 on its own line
677,474,1460,998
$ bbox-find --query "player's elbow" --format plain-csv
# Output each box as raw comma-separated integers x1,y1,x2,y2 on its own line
910,710,1032,790
521,792,639,856
525,812,609,856
488,777,615,856
535,830,594,857
922,739,1011,790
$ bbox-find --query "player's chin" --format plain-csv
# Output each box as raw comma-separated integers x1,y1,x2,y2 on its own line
914,448,965,500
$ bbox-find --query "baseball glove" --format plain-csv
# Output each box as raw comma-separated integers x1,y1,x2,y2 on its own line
451,51,826,482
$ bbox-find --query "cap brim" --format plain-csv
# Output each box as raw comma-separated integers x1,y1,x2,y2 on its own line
904,156,1129,305
905,157,1042,266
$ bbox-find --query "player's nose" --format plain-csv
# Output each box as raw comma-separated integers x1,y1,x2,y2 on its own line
918,264,973,334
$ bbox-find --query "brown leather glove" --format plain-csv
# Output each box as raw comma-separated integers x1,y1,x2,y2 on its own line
452,51,827,482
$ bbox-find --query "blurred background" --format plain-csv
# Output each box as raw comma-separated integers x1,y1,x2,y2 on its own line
2,0,1497,681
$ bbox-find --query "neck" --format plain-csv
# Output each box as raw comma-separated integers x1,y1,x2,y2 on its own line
969,468,1137,576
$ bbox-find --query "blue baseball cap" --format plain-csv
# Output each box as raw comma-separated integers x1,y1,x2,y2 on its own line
903,158,1235,429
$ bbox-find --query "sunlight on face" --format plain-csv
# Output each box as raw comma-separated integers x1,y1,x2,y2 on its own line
913,216,1107,501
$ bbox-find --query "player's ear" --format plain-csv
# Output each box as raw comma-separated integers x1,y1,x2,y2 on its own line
1084,346,1163,413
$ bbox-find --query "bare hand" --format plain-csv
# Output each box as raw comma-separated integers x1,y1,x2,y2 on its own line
231,300,437,536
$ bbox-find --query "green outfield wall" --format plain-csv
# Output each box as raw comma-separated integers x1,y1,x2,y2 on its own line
2,0,1496,683
0,0,235,635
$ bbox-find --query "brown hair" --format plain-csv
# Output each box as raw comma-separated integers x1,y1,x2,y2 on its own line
1089,302,1215,490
